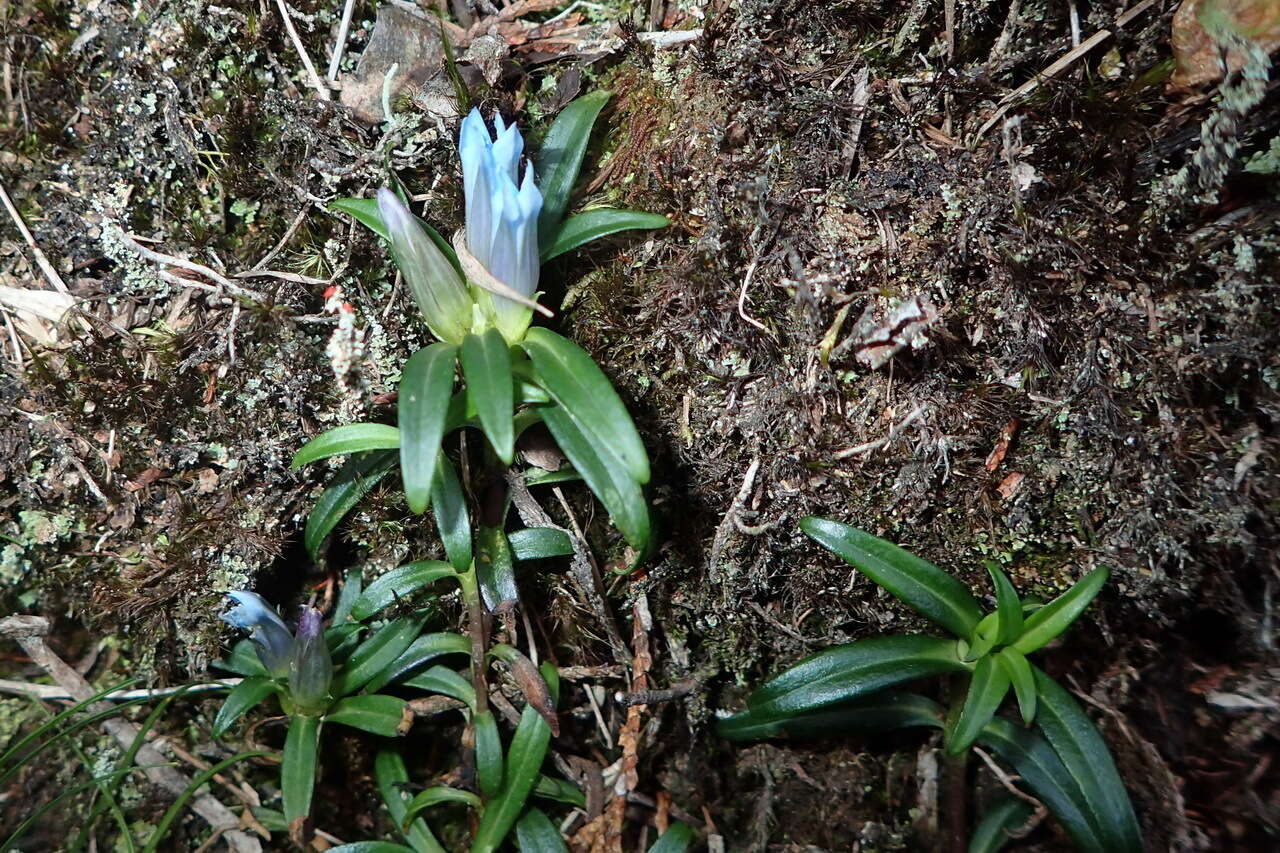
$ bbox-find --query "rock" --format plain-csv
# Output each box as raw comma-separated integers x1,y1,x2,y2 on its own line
1171,0,1280,88
339,5,448,123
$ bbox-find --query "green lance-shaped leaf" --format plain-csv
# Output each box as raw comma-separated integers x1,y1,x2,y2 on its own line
996,647,1037,726
351,561,458,621
212,677,277,738
403,786,483,829
476,525,519,611
305,450,398,559
330,197,461,276
509,527,574,561
532,774,586,807
404,665,477,710
364,632,471,693
521,327,649,484
474,710,505,798
540,402,650,556
720,690,947,741
987,562,1024,646
324,844,417,853
282,715,322,825
541,209,671,262
375,749,447,853
977,718,1107,853
647,823,695,853
515,808,569,853
333,566,364,624
431,452,472,572
470,664,559,853
800,518,983,639
215,639,269,677
535,90,611,246
461,328,515,463
1031,667,1143,852
1011,567,1109,655
332,615,427,696
948,654,1012,755
326,623,365,663
734,635,968,726
968,797,1036,853
326,694,411,737
401,343,460,514
292,423,402,469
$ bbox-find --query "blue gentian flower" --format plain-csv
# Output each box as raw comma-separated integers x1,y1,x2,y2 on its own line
458,108,543,343
222,591,293,678
377,187,472,344
222,592,333,712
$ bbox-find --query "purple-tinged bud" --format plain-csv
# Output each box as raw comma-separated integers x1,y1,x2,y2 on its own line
288,606,333,714
377,187,472,344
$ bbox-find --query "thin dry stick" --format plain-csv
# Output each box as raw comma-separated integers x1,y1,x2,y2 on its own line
0,181,70,294
0,677,242,702
0,617,261,853
120,232,267,301
736,254,767,333
504,471,629,664
708,455,760,577
250,205,311,270
327,0,358,81
833,405,927,459
274,0,332,101
972,0,1160,141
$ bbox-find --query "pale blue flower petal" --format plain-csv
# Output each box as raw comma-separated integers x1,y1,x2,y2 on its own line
223,591,293,678
491,124,524,185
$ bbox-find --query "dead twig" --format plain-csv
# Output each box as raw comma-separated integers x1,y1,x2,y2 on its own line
505,471,630,664
972,0,1160,142
327,0,358,81
0,677,241,702
833,405,927,459
119,232,267,302
615,679,697,707
0,181,71,295
273,0,331,101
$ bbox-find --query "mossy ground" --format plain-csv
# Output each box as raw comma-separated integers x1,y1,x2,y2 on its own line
2,0,1278,850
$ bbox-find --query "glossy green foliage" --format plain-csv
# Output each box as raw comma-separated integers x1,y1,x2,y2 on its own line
541,209,671,262
534,91,611,245
401,343,459,514
717,636,967,735
968,798,1034,853
305,450,397,558
800,517,982,638
282,715,321,823
461,329,515,463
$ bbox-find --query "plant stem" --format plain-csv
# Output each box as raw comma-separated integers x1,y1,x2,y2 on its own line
456,567,490,716
945,748,969,853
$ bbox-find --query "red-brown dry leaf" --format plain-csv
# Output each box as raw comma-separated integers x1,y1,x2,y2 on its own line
996,471,1025,499
985,418,1021,472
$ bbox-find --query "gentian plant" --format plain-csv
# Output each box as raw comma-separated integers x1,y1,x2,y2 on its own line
213,93,676,852
295,92,667,567
215,591,415,839
717,518,1142,853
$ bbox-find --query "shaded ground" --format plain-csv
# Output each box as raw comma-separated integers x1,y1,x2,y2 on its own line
2,0,1278,850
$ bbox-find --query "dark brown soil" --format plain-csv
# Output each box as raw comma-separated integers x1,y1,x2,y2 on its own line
2,0,1278,850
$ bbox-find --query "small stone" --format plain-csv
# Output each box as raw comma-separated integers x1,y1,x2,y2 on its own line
339,6,448,123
